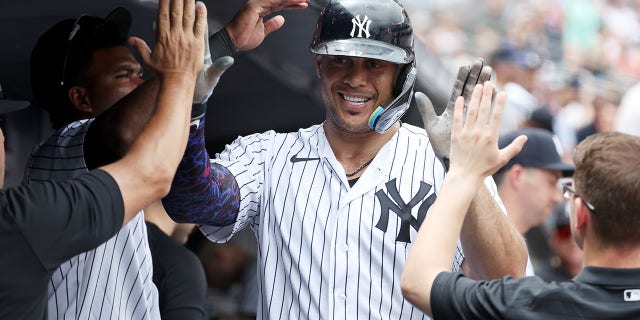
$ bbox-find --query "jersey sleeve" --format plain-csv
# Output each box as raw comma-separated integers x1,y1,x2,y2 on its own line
199,130,277,242
4,169,123,269
431,271,551,319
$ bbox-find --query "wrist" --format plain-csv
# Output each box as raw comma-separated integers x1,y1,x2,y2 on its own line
213,28,237,57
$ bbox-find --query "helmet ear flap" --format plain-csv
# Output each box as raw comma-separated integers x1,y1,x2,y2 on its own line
394,62,414,97
368,62,416,133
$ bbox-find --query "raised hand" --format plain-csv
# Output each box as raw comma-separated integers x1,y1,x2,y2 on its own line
225,0,309,52
192,19,235,106
448,82,526,181
130,0,206,82
416,58,492,169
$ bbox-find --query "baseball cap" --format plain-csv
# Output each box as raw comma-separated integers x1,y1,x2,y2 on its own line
29,7,131,117
490,45,542,70
497,128,574,176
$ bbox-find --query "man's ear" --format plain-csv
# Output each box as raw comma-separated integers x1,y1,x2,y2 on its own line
508,165,524,189
68,86,93,113
574,197,589,232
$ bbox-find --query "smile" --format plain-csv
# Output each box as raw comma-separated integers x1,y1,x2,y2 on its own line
341,94,370,105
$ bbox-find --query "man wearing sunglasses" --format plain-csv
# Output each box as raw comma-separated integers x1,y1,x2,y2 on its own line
1,0,205,317
401,78,640,318
25,0,308,318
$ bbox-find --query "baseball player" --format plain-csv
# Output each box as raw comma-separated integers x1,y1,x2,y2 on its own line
163,0,528,319
25,0,307,318
0,0,205,317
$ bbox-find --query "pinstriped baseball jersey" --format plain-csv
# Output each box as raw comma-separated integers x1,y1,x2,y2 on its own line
200,123,504,320
23,119,160,320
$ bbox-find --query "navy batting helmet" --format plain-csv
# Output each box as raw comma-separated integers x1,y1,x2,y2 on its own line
310,0,416,133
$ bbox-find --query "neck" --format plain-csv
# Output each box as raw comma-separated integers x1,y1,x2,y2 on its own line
323,121,399,161
583,239,640,269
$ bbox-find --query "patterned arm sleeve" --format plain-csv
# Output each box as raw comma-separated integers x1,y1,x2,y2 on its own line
162,117,240,226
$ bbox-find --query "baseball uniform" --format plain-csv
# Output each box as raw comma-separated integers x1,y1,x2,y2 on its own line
24,119,160,319
164,122,506,320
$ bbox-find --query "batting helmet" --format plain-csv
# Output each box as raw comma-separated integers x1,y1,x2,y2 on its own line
310,0,416,133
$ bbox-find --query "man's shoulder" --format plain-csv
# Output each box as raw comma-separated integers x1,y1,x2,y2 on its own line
26,119,94,181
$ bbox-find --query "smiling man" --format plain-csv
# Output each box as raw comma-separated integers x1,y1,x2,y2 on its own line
160,0,527,319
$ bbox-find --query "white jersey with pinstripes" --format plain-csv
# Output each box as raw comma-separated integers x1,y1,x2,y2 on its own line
23,119,160,320
200,123,505,320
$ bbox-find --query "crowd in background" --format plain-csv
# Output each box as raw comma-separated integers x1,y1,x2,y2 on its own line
406,0,640,159
404,0,640,281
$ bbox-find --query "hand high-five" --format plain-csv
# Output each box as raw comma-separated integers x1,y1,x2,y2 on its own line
226,0,309,52
416,58,493,169
130,0,206,83
448,81,526,181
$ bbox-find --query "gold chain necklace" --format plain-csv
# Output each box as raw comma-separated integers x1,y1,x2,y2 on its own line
345,157,375,177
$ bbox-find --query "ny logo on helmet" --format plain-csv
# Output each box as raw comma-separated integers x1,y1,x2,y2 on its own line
350,15,371,38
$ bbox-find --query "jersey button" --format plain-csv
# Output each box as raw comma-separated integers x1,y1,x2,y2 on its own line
343,244,349,252
337,293,347,301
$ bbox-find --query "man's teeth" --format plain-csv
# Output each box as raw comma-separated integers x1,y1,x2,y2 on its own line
343,95,369,103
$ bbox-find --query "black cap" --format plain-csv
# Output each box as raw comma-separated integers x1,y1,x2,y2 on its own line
498,128,574,176
29,7,131,124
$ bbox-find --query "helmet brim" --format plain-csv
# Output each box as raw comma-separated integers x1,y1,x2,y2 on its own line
310,39,413,64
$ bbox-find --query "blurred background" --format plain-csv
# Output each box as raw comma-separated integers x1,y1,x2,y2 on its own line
2,0,640,187
3,1,640,318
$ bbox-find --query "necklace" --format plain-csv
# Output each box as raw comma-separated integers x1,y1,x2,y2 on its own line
345,157,375,177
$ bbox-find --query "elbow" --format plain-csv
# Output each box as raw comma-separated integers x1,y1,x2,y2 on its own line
401,271,433,315
400,271,422,305
141,164,174,200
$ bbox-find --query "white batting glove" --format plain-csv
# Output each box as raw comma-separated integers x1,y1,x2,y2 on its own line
192,17,234,106
417,58,493,170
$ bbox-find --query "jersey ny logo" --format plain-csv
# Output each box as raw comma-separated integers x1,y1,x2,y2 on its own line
350,15,371,38
290,154,320,163
375,179,436,243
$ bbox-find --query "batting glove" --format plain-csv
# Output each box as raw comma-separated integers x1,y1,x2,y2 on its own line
191,17,235,121
416,58,493,170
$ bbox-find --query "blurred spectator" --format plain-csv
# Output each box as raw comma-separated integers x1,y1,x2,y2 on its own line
551,75,588,155
536,201,584,282
490,45,544,133
493,128,574,274
520,107,554,133
576,93,620,142
615,81,640,136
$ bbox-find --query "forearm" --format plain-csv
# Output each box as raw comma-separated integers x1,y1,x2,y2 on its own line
95,78,161,159
401,172,480,317
460,183,528,279
104,75,195,225
162,117,240,226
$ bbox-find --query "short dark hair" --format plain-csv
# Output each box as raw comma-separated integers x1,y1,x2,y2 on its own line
29,7,131,129
572,132,640,246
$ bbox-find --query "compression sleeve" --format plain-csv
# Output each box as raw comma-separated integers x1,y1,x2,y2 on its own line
162,116,240,226
209,28,235,59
